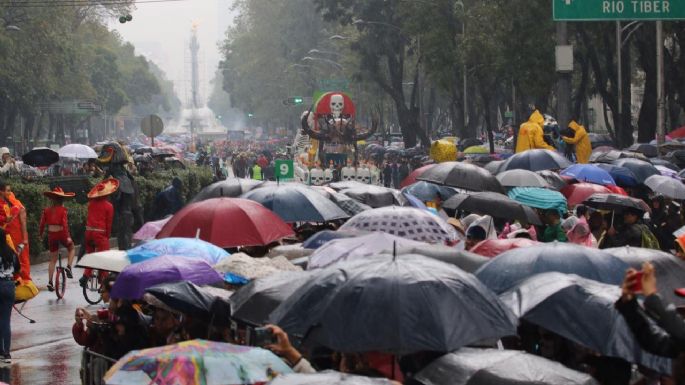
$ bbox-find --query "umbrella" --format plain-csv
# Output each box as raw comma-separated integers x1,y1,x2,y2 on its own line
400,244,488,273
328,181,368,191
241,185,348,222
651,158,680,171
496,169,549,188
498,149,572,172
644,174,685,200
500,273,671,374
111,256,223,300
229,271,311,326
668,125,685,139
443,192,542,226
613,158,660,183
484,160,505,175
402,192,429,210
308,232,427,269
654,165,680,178
133,217,171,241
594,164,639,187
561,183,618,208
414,348,598,385
475,242,628,294
607,246,685,306
339,206,458,244
340,185,406,208
270,254,517,354
400,164,436,188
213,252,301,282
104,340,293,385
22,147,59,167
536,170,567,190
268,372,393,385
469,238,539,258
627,143,658,158
463,145,489,154
329,192,372,216
589,133,614,148
302,230,365,249
157,198,294,248
58,143,98,159
191,178,265,202
583,193,651,213
560,164,616,186
459,138,483,150
146,281,232,324
507,187,567,214
127,237,230,265
417,162,504,193
76,250,130,273
401,181,459,202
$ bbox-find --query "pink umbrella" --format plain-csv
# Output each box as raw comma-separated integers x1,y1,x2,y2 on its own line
470,238,539,258
134,217,172,241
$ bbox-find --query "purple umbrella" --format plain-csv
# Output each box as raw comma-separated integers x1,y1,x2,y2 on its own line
133,217,172,241
111,255,223,300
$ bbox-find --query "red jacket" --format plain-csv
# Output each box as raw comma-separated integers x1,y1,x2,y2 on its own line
87,198,113,238
39,206,69,238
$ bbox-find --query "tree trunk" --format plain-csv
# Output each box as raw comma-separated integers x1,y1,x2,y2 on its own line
636,25,657,143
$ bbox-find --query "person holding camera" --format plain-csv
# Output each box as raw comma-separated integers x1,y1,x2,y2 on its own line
0,148,18,176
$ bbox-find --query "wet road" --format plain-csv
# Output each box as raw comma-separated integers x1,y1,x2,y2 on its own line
7,262,99,385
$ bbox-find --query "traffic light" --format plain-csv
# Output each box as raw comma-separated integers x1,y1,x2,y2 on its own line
119,14,133,24
283,97,305,106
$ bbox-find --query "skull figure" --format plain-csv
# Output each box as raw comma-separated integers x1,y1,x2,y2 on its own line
330,94,345,119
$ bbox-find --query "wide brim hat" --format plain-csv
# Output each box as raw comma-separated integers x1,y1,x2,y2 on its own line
88,178,119,199
43,187,75,199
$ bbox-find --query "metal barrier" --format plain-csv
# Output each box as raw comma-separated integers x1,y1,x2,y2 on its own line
81,349,116,385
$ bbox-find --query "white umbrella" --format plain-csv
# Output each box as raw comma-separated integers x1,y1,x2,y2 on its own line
59,143,98,159
308,232,426,270
644,174,685,200
76,250,130,273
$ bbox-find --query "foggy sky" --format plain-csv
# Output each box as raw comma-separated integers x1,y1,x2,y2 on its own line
111,0,234,107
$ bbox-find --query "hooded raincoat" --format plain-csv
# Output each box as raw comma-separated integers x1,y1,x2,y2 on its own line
515,110,553,153
562,120,591,164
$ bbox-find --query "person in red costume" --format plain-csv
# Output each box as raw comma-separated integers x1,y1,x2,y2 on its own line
39,187,76,291
0,182,29,281
79,179,118,287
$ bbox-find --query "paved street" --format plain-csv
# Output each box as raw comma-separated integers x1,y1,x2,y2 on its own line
6,262,96,385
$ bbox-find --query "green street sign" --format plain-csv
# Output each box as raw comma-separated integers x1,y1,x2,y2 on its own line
553,0,685,21
275,160,294,180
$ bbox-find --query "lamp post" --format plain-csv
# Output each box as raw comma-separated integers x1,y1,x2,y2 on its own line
615,21,643,138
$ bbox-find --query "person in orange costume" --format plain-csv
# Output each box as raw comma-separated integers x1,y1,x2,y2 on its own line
0,182,29,281
79,179,117,287
39,187,76,292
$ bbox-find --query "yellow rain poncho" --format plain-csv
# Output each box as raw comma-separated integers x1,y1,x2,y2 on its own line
516,110,554,153
562,120,591,164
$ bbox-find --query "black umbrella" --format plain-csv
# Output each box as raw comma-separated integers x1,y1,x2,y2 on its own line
22,147,59,167
270,254,517,354
612,158,660,183
627,143,658,158
458,138,483,151
443,192,542,225
536,170,568,190
270,372,392,385
399,244,490,273
582,193,651,213
241,185,349,222
145,281,232,325
649,158,679,171
484,160,504,175
340,186,406,208
588,133,614,148
328,181,368,191
414,348,598,385
417,162,504,193
498,149,571,172
229,271,311,326
499,272,671,374
475,242,628,294
496,169,550,188
191,178,265,202
607,246,685,306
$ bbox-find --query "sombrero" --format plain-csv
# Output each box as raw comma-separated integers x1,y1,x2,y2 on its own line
88,178,119,199
43,187,75,199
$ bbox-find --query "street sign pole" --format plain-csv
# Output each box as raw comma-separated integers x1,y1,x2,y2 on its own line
656,20,665,148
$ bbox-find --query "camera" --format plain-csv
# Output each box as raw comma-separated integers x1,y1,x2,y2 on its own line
247,326,277,347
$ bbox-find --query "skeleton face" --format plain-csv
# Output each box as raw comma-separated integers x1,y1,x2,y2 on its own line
330,94,344,118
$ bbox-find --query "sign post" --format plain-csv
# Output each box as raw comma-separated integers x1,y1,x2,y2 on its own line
141,114,164,146
275,159,294,182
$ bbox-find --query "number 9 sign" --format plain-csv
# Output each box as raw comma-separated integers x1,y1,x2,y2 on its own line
275,160,294,179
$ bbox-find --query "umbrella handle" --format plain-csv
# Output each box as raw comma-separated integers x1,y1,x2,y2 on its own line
611,211,615,228
195,228,201,239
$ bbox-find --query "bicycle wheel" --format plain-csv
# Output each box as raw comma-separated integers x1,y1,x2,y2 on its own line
82,274,102,305
55,267,66,300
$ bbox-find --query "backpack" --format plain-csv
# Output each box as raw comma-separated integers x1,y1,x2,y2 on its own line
638,224,661,250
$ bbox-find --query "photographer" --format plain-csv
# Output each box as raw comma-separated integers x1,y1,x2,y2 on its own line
0,148,17,175
73,275,117,354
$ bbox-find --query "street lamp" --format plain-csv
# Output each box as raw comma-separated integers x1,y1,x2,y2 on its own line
616,21,643,136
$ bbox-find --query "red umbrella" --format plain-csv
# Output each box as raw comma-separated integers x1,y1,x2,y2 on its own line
156,198,294,248
400,164,436,188
605,185,628,196
668,126,685,139
470,238,539,258
561,183,618,208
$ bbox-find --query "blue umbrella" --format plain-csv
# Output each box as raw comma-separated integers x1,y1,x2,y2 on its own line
613,158,660,184
561,164,616,186
594,164,639,187
241,184,349,222
500,272,671,374
507,187,567,214
401,181,458,202
127,237,230,264
402,192,429,210
475,242,629,294
499,149,572,172
302,230,364,249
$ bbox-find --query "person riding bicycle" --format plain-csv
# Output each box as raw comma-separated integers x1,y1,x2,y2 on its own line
79,179,118,288
39,187,76,291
